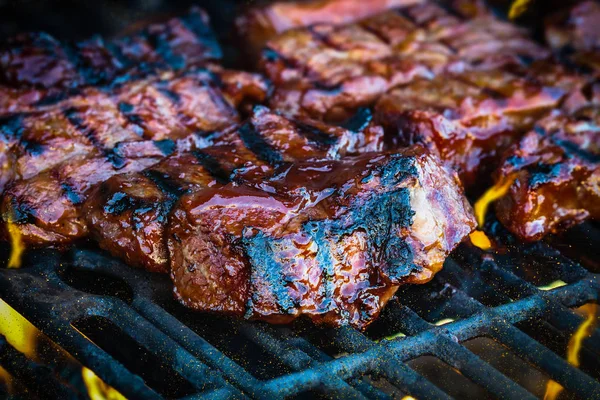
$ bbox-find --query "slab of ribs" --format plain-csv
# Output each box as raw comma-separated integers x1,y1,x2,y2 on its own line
0,0,598,328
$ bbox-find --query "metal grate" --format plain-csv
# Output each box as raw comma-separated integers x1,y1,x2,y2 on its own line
0,221,598,399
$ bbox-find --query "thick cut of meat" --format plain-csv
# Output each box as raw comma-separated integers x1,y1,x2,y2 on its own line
0,68,269,193
0,7,221,115
168,148,475,329
235,0,423,59
261,1,548,120
494,113,600,241
0,135,207,247
374,71,564,187
0,71,270,247
83,106,384,272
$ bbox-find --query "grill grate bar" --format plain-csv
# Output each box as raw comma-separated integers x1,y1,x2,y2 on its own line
324,326,452,399
491,323,600,399
238,323,372,399
0,232,598,399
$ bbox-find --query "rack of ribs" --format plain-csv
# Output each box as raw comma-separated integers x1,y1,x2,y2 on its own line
0,72,270,247
0,7,222,115
83,106,384,272
259,1,549,121
169,147,475,328
494,112,599,241
0,67,269,194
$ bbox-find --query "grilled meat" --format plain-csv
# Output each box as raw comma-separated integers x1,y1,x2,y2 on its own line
235,0,423,60
0,68,269,193
544,1,600,77
261,1,548,121
83,106,384,272
0,70,270,247
374,71,564,187
168,147,475,328
0,7,221,115
494,113,600,241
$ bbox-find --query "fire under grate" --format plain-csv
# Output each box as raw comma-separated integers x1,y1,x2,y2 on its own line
0,220,598,400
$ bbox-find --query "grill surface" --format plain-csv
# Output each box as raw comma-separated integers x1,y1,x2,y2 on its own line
0,220,598,399
0,0,599,399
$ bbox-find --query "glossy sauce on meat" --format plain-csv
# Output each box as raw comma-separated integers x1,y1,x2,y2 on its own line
83,106,384,272
168,148,475,328
495,113,600,241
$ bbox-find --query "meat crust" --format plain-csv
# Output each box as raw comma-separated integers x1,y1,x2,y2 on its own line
0,67,269,193
260,2,548,121
83,106,384,272
494,113,600,241
168,148,475,329
0,7,222,115
374,71,564,187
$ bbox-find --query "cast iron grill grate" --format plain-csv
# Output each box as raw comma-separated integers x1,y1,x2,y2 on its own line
0,221,598,399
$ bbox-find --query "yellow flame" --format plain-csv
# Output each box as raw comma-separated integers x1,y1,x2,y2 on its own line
0,366,13,394
469,230,492,250
538,280,567,291
474,173,518,228
82,367,127,400
0,299,37,359
6,220,24,268
544,380,563,400
402,396,417,400
508,0,533,19
543,304,597,400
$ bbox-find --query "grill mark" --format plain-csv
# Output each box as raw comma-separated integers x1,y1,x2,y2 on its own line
105,41,132,70
64,107,126,168
118,101,145,137
555,139,600,164
340,108,372,133
291,120,339,147
64,107,102,149
60,42,90,85
243,231,297,316
158,87,181,104
202,79,236,116
238,122,283,165
191,150,231,184
179,10,222,59
32,91,70,107
153,139,176,156
146,24,185,70
60,180,83,205
142,169,187,200
0,114,25,139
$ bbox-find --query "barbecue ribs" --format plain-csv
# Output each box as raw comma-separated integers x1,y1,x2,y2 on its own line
0,7,221,115
260,1,548,121
0,71,269,246
169,147,475,328
83,106,384,272
374,71,563,187
494,112,600,241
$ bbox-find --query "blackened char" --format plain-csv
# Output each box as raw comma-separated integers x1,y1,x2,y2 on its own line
0,7,222,115
83,106,384,272
168,148,475,328
494,112,600,241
